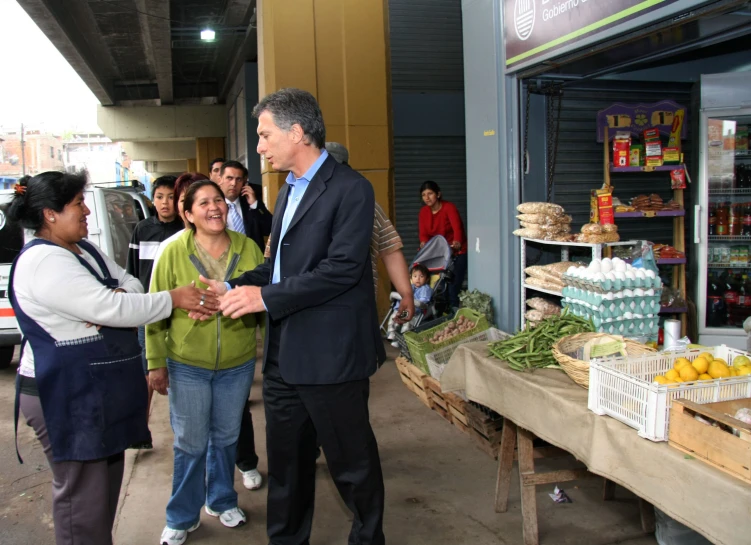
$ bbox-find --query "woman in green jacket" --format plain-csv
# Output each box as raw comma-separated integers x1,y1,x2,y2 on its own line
147,180,264,545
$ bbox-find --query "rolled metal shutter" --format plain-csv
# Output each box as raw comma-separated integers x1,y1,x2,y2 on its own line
550,81,693,246
394,136,467,261
389,0,464,92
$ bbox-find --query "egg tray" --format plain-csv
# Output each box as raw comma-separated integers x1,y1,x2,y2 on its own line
562,273,662,293
562,297,661,320
564,304,660,336
562,286,662,309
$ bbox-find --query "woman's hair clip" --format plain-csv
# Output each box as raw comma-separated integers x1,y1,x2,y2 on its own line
13,183,26,196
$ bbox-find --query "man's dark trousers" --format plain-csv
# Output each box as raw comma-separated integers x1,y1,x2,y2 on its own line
263,326,385,545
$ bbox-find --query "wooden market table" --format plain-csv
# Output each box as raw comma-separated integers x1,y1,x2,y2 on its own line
440,342,751,545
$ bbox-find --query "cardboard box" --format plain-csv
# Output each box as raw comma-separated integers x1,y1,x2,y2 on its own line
629,145,643,167
663,147,681,164
642,128,660,141
590,190,600,223
595,187,614,225
612,132,631,167
646,156,663,167
667,109,684,150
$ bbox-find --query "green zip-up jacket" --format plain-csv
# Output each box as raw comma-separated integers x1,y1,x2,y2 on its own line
146,229,265,371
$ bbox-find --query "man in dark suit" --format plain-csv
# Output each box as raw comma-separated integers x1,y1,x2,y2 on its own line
218,160,273,253
198,88,386,544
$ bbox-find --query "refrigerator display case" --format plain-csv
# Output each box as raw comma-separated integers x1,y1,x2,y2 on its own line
696,73,751,349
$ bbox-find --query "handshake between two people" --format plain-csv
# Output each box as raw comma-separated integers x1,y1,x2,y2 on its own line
182,275,265,321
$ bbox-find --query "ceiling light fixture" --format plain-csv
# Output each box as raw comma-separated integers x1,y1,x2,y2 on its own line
200,29,216,41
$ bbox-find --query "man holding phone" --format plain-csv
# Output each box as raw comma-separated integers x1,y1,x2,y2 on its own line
218,160,273,252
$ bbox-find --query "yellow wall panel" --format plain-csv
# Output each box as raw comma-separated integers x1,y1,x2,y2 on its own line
347,125,390,171
262,172,288,213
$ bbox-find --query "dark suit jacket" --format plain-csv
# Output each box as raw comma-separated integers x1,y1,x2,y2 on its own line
229,155,386,385
237,182,273,252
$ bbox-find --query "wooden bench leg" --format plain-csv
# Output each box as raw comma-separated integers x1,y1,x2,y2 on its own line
518,426,539,545
602,478,616,501
494,419,517,513
639,498,656,534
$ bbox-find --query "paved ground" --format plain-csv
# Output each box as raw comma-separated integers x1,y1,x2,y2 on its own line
0,344,658,545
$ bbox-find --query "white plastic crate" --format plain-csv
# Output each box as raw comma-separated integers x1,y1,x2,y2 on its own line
588,345,751,441
425,328,510,380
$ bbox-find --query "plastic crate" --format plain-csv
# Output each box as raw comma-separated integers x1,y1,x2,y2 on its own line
588,345,751,441
425,328,510,380
394,315,451,360
404,309,490,374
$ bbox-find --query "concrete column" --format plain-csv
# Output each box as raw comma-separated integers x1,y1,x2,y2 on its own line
196,137,226,177
256,0,394,315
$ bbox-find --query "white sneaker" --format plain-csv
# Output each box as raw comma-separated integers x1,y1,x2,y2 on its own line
160,521,200,545
241,468,263,490
204,506,247,528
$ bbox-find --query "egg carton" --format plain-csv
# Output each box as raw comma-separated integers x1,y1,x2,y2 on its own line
561,286,662,307
564,305,659,336
562,298,660,320
562,273,662,293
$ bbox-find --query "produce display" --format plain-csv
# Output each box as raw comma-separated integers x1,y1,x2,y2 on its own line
653,353,751,385
652,244,685,260
526,297,562,316
459,289,494,325
428,315,477,344
487,311,595,371
562,257,662,337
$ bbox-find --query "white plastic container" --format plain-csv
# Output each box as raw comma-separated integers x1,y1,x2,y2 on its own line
425,328,509,380
588,345,751,441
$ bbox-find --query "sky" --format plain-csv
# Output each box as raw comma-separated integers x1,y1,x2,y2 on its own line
0,0,100,133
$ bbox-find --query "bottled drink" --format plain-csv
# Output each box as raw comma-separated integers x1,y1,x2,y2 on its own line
725,270,740,325
716,202,729,236
709,203,717,236
743,203,751,236
738,274,747,306
707,273,727,327
730,203,742,236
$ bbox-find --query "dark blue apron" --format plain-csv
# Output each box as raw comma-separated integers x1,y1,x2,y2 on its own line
11,238,150,463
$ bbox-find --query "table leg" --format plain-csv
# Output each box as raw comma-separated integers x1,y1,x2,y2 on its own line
518,426,539,545
639,498,656,534
494,419,517,513
602,478,616,501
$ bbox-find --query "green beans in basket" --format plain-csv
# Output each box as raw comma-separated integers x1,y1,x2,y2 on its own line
488,310,594,372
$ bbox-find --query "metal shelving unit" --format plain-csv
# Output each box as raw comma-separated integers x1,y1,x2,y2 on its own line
520,237,638,329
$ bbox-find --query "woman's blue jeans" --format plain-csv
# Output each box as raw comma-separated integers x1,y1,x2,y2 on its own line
165,358,255,530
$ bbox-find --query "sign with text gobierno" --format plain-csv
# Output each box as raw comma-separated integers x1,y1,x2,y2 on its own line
504,0,684,70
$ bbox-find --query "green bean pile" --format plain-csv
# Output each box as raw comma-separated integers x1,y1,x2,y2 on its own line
488,310,595,372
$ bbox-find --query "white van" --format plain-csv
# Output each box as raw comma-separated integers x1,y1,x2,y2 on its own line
0,186,150,368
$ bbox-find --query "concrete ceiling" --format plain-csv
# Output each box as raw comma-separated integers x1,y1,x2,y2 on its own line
17,0,257,106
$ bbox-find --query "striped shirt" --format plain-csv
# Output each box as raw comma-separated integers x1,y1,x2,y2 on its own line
263,202,403,297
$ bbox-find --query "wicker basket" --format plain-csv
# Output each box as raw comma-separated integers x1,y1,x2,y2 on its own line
552,332,655,389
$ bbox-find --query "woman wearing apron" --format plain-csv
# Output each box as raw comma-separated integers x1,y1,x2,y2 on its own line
9,171,218,545
147,181,264,545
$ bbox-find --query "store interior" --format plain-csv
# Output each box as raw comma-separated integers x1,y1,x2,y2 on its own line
517,0,751,349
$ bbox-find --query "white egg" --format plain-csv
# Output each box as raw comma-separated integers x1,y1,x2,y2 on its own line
615,271,626,281
566,266,577,276
645,270,656,279
634,288,644,297
601,258,613,274
646,289,655,296
624,312,633,319
604,292,614,300
625,271,636,280
614,261,627,273
635,270,646,279
606,272,616,281
589,261,602,273
623,289,633,297
614,291,623,299
595,272,605,282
